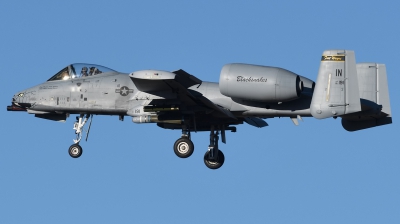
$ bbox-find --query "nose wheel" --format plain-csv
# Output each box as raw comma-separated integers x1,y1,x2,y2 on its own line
69,144,83,158
68,114,92,158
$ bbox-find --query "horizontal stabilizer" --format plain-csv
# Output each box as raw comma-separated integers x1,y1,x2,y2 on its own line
342,117,392,131
341,63,392,131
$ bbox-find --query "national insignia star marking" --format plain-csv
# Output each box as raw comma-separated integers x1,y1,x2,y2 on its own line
115,86,133,96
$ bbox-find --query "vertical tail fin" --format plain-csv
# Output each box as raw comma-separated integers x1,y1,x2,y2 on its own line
310,50,361,119
341,63,392,131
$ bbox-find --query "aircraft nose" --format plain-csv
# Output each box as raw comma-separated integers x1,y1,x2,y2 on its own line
13,91,24,103
7,90,32,111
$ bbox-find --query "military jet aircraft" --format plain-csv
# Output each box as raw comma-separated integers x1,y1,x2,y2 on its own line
7,50,392,169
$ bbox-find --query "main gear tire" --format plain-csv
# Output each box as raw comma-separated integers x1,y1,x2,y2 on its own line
204,150,225,169
173,138,194,158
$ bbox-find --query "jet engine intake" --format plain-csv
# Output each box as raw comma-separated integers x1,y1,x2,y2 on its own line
219,63,303,102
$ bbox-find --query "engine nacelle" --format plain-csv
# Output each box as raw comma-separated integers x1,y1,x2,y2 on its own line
219,63,303,102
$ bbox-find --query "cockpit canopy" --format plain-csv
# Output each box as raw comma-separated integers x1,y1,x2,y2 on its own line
47,63,117,81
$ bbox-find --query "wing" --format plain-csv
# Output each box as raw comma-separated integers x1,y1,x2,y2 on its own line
129,69,240,131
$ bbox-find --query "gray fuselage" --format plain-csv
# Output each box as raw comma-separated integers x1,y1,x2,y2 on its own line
12,71,312,119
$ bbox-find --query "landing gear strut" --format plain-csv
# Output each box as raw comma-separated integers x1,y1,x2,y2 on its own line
173,127,194,158
203,126,225,169
68,114,91,158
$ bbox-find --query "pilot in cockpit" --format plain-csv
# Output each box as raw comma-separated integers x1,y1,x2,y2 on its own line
89,67,95,76
88,67,103,76
81,67,88,77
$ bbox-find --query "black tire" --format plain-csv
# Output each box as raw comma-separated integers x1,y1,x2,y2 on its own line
69,144,83,158
173,138,194,158
204,150,225,169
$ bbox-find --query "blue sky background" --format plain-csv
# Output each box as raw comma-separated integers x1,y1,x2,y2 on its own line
1,1,399,223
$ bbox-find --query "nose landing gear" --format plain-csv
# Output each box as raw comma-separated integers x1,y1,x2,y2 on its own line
68,144,82,158
68,114,92,158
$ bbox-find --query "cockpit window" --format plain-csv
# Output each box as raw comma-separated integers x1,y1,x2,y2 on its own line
48,67,70,81
47,63,117,81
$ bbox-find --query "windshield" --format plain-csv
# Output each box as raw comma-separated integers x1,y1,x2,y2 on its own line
47,63,117,81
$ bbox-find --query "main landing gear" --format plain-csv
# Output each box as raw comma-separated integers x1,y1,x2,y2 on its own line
173,125,225,169
204,127,225,169
173,128,194,158
68,114,92,158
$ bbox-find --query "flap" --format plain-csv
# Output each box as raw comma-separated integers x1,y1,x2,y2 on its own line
197,96,237,120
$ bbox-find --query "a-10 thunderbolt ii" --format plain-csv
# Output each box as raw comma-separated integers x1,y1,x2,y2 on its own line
7,50,392,169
